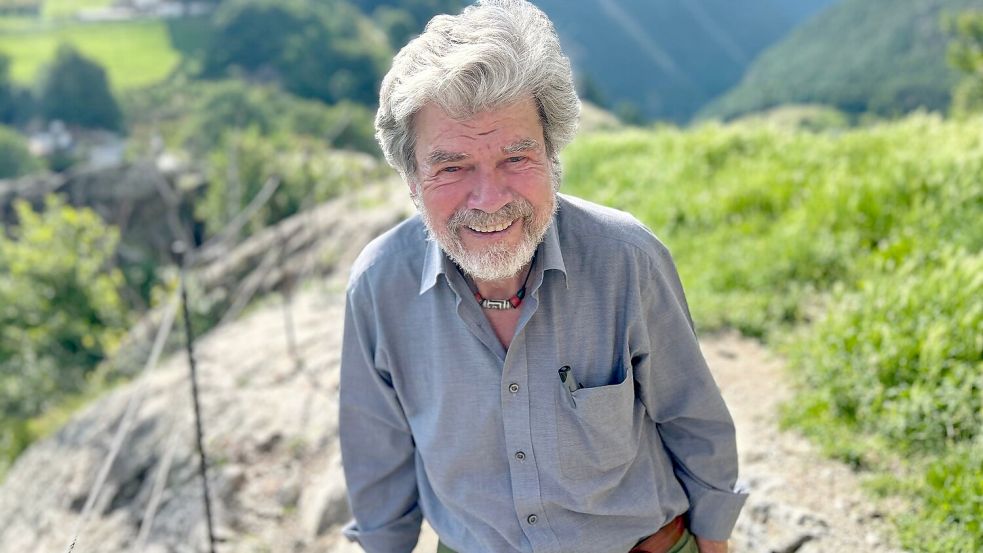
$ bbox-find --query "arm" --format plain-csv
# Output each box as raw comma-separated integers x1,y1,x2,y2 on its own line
339,282,422,553
633,247,748,542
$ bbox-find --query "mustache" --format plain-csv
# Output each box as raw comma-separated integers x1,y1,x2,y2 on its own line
447,199,534,230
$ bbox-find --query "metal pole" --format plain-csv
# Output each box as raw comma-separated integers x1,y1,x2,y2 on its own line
176,242,218,553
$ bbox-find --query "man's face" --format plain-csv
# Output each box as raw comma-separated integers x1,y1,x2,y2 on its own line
412,97,557,283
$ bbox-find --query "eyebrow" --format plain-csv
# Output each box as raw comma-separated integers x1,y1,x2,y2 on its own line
503,138,540,154
425,138,541,168
427,150,470,167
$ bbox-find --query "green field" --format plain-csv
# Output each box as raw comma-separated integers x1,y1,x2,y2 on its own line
564,115,983,551
0,17,208,90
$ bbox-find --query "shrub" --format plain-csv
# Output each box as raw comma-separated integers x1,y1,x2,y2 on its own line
0,125,41,178
123,79,379,158
946,10,983,115
198,128,388,238
787,248,982,451
0,197,129,466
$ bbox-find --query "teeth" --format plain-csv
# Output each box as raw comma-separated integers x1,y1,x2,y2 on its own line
469,220,513,233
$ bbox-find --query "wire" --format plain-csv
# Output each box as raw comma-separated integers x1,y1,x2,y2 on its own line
179,261,218,553
131,428,179,552
64,294,179,553
66,113,357,551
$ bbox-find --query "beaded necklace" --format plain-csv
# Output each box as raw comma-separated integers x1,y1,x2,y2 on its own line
465,252,537,310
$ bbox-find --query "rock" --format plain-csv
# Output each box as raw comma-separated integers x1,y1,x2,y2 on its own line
0,181,414,553
300,452,351,540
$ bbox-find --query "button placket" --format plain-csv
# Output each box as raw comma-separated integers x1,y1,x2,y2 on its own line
501,333,560,550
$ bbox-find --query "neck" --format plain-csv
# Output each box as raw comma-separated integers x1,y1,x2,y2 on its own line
471,264,531,300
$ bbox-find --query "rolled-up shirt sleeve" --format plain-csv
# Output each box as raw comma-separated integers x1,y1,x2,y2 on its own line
339,280,422,553
634,244,749,541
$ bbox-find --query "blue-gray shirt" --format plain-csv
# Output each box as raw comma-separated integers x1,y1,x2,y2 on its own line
339,195,748,553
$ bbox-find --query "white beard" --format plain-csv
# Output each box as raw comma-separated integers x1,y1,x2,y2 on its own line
418,193,557,282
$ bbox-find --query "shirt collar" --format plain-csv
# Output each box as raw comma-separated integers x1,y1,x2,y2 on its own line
418,214,567,296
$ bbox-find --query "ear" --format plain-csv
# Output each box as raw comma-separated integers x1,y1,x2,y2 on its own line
406,175,422,206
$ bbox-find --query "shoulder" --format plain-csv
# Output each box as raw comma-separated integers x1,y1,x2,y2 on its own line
556,194,693,325
347,214,428,295
556,194,674,271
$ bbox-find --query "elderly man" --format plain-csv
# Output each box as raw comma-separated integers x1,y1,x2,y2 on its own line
338,1,747,552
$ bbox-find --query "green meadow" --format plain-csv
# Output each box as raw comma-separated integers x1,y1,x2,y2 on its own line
563,114,983,551
0,16,208,90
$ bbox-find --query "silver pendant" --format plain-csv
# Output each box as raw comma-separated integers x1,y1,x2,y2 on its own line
480,298,514,310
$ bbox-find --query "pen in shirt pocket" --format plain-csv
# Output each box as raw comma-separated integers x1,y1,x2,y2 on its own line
558,365,584,393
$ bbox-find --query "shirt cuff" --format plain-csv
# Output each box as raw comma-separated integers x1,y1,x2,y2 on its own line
341,511,422,553
681,478,749,541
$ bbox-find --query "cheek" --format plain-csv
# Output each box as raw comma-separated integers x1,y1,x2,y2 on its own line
514,170,554,205
421,188,465,224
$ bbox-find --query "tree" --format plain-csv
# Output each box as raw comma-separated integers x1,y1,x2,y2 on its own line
946,11,983,114
0,197,129,463
38,44,122,131
201,0,389,106
0,54,34,126
355,0,465,47
0,125,41,178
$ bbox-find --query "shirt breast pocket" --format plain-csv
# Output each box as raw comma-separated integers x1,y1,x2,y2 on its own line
555,363,642,480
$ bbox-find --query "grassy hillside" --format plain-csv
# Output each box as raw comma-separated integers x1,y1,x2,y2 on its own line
0,17,208,90
562,115,982,551
535,0,836,123
700,0,983,120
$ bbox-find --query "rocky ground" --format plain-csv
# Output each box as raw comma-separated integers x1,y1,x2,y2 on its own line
704,333,904,553
0,186,906,553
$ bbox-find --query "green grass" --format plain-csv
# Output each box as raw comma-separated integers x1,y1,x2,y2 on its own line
0,16,38,31
0,17,207,90
563,113,983,550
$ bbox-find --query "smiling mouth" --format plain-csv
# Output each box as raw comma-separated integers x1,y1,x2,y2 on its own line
467,219,516,234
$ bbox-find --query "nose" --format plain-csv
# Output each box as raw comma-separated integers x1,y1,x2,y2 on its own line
467,166,511,213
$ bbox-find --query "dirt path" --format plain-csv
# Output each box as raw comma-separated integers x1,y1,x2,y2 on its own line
703,332,904,553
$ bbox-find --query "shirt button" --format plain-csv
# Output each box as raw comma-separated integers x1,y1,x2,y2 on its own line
527,514,538,525
514,451,526,461
508,383,520,393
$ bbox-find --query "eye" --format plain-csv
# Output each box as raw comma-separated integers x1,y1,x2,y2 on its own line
507,156,526,163
441,166,461,173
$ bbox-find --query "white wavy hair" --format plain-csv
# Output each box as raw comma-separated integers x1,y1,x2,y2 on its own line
375,0,581,189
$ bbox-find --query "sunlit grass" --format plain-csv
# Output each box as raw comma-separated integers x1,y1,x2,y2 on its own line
564,114,983,550
0,18,181,89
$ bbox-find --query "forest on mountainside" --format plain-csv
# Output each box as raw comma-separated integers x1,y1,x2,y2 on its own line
701,0,983,120
536,0,837,122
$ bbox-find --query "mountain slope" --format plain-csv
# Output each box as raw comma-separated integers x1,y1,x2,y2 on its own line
534,0,837,123
699,0,982,120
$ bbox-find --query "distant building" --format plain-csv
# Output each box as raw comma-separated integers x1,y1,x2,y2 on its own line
28,121,126,170
76,0,214,22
